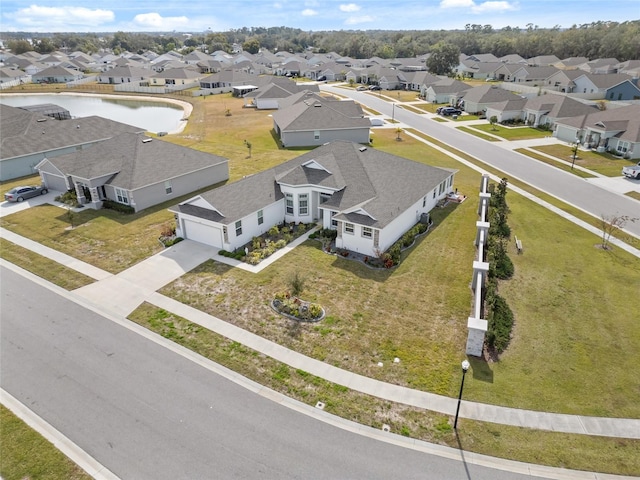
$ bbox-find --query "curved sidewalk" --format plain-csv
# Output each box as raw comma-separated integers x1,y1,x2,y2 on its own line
2,226,636,439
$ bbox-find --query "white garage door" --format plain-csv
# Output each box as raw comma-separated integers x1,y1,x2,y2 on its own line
183,219,223,248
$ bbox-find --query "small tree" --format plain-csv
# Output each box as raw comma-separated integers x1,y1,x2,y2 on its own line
489,115,498,131
395,127,403,141
288,271,306,298
66,206,75,229
244,139,252,158
600,214,637,250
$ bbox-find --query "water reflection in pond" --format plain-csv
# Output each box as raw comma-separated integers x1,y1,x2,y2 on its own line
0,93,186,134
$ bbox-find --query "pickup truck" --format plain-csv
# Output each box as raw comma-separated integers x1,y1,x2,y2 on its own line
622,162,640,179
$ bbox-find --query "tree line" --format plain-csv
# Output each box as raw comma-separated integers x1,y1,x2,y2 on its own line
3,20,639,61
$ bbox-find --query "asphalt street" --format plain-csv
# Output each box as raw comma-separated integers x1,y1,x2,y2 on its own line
324,86,640,238
0,266,553,480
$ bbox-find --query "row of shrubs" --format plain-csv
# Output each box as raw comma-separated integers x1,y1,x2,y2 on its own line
485,178,515,354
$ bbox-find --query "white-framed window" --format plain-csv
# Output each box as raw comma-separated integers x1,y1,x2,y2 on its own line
362,226,372,238
320,192,331,203
433,189,436,198
165,180,172,194
298,193,308,215
422,196,426,207
285,193,294,215
257,209,264,225
314,130,320,140
115,188,129,204
345,222,354,234
331,211,338,227
617,142,629,153
235,220,242,236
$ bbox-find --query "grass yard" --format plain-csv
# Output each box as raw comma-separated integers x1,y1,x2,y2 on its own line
465,124,550,140
530,144,636,177
160,128,640,418
0,238,95,289
128,303,640,476
0,173,42,196
0,405,92,480
514,148,597,179
456,126,502,141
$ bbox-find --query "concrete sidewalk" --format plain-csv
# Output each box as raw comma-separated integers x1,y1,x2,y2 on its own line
3,221,640,439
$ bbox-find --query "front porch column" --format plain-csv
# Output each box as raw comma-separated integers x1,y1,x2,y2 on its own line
74,183,86,204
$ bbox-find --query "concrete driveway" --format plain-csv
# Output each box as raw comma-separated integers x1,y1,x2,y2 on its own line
0,189,61,218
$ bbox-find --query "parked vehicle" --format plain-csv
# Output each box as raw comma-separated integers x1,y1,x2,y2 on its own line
622,161,640,179
4,185,48,202
356,85,368,91
369,85,381,91
440,107,462,116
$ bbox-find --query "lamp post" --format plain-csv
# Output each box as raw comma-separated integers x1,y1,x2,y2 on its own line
392,103,395,122
571,135,580,170
453,360,471,430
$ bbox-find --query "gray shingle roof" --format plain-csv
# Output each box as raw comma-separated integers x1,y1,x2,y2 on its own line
44,132,228,190
173,141,453,229
0,104,143,161
272,97,370,131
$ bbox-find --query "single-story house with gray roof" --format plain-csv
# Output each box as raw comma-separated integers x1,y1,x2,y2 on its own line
0,104,143,181
272,95,371,147
36,132,229,212
170,140,456,256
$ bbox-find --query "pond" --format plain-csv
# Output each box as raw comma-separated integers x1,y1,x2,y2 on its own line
0,93,188,134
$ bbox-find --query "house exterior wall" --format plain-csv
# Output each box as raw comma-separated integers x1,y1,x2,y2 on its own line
2,145,84,181
485,106,522,123
126,162,229,212
605,82,640,101
256,98,280,109
224,199,284,251
573,77,600,94
280,127,370,148
607,138,640,159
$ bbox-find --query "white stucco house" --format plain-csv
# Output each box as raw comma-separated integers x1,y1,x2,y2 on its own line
37,132,229,212
170,141,456,257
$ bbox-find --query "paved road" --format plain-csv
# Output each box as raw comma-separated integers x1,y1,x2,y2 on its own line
1,266,555,480
323,86,640,238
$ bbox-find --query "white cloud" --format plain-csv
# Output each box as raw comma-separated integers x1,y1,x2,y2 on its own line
301,8,318,16
273,2,283,8
344,15,374,25
440,0,475,7
132,12,189,29
440,0,517,13
471,1,518,13
340,3,361,12
5,4,114,29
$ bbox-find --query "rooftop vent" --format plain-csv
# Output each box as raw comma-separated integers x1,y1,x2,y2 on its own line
359,146,367,152
142,138,153,143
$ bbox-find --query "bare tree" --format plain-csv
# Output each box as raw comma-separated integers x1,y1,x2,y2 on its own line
600,214,637,250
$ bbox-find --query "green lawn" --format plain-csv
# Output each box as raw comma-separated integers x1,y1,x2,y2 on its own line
0,238,95,289
129,303,640,476
456,126,502,141
464,124,550,140
0,405,92,480
159,128,640,418
531,144,637,177
514,148,597,179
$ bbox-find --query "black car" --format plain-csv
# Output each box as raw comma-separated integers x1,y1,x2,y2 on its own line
440,107,462,116
369,85,381,91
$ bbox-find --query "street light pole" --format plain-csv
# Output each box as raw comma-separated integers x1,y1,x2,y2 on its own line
392,103,395,122
453,360,471,430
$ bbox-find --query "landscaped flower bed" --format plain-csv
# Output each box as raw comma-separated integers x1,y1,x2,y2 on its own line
271,291,325,322
219,222,313,265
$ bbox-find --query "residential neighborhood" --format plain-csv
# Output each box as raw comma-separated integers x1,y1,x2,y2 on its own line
1,22,640,480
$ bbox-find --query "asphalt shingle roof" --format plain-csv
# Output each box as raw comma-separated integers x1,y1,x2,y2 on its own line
173,141,453,229
44,132,228,190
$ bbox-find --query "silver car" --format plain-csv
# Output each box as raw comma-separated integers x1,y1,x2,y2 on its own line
4,185,48,202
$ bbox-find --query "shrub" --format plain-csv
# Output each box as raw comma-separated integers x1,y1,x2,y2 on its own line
268,225,280,236
160,222,175,238
288,271,306,297
54,189,78,206
163,237,183,247
486,294,514,353
274,239,287,249
307,303,323,319
103,200,135,214
252,236,262,250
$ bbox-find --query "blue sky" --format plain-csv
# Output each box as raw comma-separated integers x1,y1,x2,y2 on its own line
0,0,636,33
